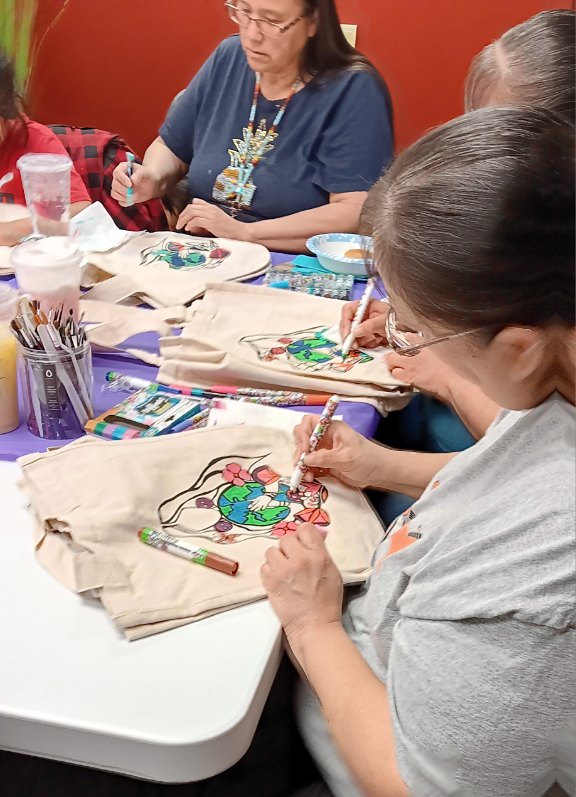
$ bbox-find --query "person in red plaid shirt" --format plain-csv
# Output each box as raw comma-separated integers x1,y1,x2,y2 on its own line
48,125,168,234
0,53,91,246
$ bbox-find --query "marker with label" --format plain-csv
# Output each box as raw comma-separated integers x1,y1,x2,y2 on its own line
289,394,340,492
125,153,135,206
341,278,375,357
138,527,239,576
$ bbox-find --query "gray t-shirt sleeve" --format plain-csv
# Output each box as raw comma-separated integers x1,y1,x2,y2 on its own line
388,616,576,797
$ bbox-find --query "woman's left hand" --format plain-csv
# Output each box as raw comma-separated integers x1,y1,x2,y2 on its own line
176,198,250,240
261,523,343,648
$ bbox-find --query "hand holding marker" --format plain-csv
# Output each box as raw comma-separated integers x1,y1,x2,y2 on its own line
290,395,340,492
340,278,375,357
125,152,135,206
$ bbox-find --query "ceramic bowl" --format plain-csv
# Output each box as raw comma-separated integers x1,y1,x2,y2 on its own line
306,233,373,277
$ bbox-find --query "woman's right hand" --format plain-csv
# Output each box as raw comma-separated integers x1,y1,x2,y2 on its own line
293,418,380,489
338,299,390,349
110,162,162,206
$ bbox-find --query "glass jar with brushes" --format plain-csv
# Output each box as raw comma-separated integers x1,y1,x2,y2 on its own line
11,295,93,439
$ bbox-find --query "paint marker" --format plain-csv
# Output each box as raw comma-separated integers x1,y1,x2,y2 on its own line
341,278,375,357
105,371,332,406
171,383,333,405
138,527,239,576
105,371,180,394
289,395,340,492
169,406,211,433
125,152,135,206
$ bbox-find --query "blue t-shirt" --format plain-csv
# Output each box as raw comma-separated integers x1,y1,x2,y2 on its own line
159,36,393,223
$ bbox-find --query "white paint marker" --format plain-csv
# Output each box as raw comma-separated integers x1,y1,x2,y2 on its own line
341,278,375,357
289,395,340,492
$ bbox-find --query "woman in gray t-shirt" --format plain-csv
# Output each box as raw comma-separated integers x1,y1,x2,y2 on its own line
262,107,575,797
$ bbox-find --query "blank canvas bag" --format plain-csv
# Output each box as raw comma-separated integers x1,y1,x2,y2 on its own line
18,426,386,640
80,298,186,362
82,232,271,307
157,282,409,410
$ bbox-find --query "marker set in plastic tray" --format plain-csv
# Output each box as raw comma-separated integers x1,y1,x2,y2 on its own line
263,268,354,300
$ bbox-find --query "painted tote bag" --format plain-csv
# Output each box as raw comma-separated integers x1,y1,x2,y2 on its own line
82,232,271,307
157,282,409,410
18,425,385,640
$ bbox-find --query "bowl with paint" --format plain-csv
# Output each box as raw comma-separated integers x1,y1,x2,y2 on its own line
306,233,373,277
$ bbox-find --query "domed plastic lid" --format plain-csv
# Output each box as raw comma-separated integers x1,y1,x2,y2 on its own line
16,153,72,173
10,236,83,269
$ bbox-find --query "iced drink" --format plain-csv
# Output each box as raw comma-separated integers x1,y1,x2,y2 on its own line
17,153,72,236
11,237,84,319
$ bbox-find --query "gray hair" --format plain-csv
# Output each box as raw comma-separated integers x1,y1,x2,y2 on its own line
370,106,574,332
465,10,575,123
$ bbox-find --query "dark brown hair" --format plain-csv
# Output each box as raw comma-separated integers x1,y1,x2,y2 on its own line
370,107,575,332
465,10,575,124
0,52,28,146
301,0,382,82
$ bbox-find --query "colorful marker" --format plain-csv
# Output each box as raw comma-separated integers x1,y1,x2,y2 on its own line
138,527,239,576
125,152,135,206
105,371,180,394
174,385,332,406
341,278,375,357
289,394,340,492
169,406,211,433
105,371,331,406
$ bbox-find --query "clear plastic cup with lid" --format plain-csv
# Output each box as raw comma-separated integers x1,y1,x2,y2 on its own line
17,153,72,236
10,236,84,319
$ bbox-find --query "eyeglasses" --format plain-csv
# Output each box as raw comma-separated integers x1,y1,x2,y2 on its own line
225,2,304,37
384,303,485,357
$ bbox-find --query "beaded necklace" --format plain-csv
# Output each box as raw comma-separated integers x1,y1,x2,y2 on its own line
229,71,302,215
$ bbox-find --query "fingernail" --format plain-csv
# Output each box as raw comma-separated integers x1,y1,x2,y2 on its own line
315,525,329,536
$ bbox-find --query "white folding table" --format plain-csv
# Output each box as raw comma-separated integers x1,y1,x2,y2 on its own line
0,460,282,783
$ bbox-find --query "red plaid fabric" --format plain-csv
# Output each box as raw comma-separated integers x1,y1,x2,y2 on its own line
49,126,168,233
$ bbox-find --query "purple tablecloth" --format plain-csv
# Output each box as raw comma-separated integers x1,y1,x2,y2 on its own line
0,254,379,462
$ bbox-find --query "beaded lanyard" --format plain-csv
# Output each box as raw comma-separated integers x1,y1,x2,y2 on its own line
231,71,302,213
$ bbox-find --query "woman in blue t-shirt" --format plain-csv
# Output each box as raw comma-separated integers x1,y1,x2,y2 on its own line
111,0,393,253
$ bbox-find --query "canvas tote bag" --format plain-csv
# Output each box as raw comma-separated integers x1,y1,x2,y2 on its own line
157,282,409,409
82,232,271,307
80,297,187,363
18,425,386,640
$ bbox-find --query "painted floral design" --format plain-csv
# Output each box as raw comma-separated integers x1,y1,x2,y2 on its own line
240,326,374,373
223,463,252,486
158,453,330,545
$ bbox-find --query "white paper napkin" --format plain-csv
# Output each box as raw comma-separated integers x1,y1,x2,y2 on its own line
70,201,144,253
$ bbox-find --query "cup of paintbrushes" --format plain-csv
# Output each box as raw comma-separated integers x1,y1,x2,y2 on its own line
17,338,93,439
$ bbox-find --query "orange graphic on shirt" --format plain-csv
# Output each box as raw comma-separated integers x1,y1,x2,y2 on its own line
387,523,418,558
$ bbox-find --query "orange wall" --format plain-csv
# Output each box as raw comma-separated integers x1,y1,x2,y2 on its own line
29,0,574,157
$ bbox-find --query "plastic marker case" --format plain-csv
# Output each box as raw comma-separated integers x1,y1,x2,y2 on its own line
85,386,206,439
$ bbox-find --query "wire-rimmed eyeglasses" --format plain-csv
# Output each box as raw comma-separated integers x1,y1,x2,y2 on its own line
225,1,304,37
384,303,485,357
